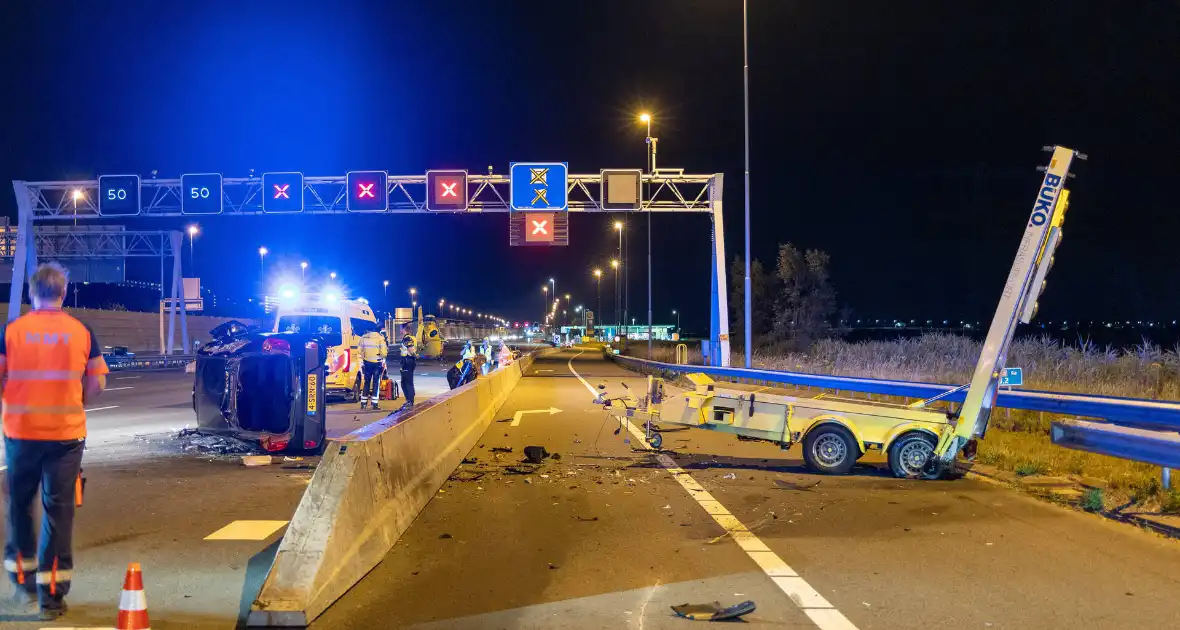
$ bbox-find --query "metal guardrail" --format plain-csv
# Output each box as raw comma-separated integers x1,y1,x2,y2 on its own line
106,354,195,370
609,354,1180,431
1051,420,1180,469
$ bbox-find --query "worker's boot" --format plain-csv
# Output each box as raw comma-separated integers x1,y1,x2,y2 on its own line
360,398,368,411
371,399,381,411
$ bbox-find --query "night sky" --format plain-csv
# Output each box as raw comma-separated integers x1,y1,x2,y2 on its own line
1,1,1177,333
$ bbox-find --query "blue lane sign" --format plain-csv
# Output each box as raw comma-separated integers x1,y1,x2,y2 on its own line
510,162,568,211
262,172,304,213
181,173,224,215
1000,367,1023,387
97,174,141,216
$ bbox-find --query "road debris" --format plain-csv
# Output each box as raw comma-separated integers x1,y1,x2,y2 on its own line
722,472,737,480
439,533,453,539
573,515,599,522
490,446,514,454
242,455,273,467
548,563,559,570
670,600,756,621
461,457,479,465
773,479,821,491
505,465,540,475
523,445,550,464
550,452,562,461
448,471,487,483
176,428,260,456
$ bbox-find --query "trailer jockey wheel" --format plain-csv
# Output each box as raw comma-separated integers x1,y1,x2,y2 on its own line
648,432,663,449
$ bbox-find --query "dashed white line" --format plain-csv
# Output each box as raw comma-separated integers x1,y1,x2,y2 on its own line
104,387,134,392
84,406,119,413
565,350,859,630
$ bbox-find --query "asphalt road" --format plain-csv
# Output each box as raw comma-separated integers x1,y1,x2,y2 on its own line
314,347,1180,630
0,344,468,628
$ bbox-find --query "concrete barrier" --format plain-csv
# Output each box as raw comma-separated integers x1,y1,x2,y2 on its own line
247,353,535,627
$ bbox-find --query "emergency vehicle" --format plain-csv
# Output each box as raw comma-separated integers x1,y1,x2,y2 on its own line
273,293,380,401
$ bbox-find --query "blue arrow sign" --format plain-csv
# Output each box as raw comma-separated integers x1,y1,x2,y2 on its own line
510,162,568,211
1000,367,1023,387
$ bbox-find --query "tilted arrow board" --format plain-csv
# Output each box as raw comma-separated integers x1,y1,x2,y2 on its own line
510,407,563,427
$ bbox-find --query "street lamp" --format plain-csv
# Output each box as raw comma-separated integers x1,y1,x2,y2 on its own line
593,268,602,328
383,279,389,302
186,225,199,273
300,261,308,282
542,285,549,323
330,271,337,280
673,309,679,333
611,259,620,327
258,246,268,290
637,113,659,359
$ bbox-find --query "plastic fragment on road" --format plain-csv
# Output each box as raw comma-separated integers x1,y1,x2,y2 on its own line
670,600,756,621
722,472,737,480
773,478,820,491
242,455,273,467
523,445,550,464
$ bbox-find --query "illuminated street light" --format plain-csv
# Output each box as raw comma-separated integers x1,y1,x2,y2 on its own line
330,272,337,280
186,225,199,273
258,247,268,289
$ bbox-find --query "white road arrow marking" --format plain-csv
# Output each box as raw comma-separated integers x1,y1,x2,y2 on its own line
511,407,562,427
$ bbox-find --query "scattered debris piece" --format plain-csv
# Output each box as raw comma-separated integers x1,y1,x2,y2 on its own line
540,474,550,479
722,472,737,480
490,446,514,454
524,478,533,484
449,471,487,483
548,563,559,570
573,438,582,444
662,505,672,510
505,465,539,475
670,600,756,621
282,456,304,462
574,516,599,522
461,457,479,465
496,418,512,423
551,452,563,461
523,445,550,464
773,479,821,491
439,533,453,539
242,455,273,467
177,429,260,456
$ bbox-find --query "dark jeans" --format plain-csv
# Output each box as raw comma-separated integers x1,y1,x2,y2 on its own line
400,368,415,405
361,361,383,401
4,437,84,607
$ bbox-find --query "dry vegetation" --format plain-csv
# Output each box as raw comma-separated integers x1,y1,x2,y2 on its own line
623,333,1180,508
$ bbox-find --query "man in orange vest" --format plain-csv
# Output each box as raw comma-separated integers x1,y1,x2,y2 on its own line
0,262,107,620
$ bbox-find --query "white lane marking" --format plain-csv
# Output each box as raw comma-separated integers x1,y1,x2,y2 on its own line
104,386,134,392
84,406,119,413
510,407,562,427
204,520,289,541
115,376,141,380
565,351,859,630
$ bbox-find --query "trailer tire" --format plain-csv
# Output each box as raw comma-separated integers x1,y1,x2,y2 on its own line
888,432,939,480
803,424,858,475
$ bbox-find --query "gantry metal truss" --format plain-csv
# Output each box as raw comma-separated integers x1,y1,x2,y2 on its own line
18,171,719,218
0,226,179,259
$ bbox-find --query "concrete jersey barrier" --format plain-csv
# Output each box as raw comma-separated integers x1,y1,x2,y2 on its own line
247,353,536,627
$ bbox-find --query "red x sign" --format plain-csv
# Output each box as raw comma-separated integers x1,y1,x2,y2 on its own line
357,183,376,199
273,183,290,199
524,212,555,242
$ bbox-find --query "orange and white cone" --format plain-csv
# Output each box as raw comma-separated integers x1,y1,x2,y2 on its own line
115,562,150,630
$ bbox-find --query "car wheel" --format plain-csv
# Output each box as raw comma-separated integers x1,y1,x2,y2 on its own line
888,432,940,480
802,424,859,475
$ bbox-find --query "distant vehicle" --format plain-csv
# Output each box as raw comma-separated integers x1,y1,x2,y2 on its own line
273,294,379,401
102,346,135,368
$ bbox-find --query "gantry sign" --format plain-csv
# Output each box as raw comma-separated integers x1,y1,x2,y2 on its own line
11,167,733,365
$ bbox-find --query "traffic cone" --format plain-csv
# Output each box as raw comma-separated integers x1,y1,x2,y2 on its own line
115,562,150,630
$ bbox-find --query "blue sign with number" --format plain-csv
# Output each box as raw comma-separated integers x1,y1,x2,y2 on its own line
510,162,568,211
262,172,304,213
98,174,141,216
1000,367,1023,387
181,173,223,215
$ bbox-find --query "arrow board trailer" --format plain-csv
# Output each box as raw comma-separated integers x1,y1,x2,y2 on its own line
613,146,1081,479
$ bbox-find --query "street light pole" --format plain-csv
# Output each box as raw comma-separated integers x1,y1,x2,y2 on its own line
742,0,754,368
593,269,602,333
187,225,198,275
258,246,268,294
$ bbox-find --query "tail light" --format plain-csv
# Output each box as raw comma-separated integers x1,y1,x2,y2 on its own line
262,338,291,355
260,437,289,452
304,440,318,449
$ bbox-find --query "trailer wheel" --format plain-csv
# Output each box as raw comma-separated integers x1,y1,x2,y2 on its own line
888,432,939,479
803,424,858,475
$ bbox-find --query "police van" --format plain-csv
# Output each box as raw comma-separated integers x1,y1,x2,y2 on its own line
272,294,381,401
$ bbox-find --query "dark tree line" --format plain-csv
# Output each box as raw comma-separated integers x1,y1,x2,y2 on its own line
729,243,841,351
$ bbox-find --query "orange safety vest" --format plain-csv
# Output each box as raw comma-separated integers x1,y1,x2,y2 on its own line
1,309,108,441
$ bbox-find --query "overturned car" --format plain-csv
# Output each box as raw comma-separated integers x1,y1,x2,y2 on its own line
192,321,328,455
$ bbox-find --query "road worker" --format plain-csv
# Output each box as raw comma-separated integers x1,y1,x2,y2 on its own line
357,326,387,410
1,262,108,621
